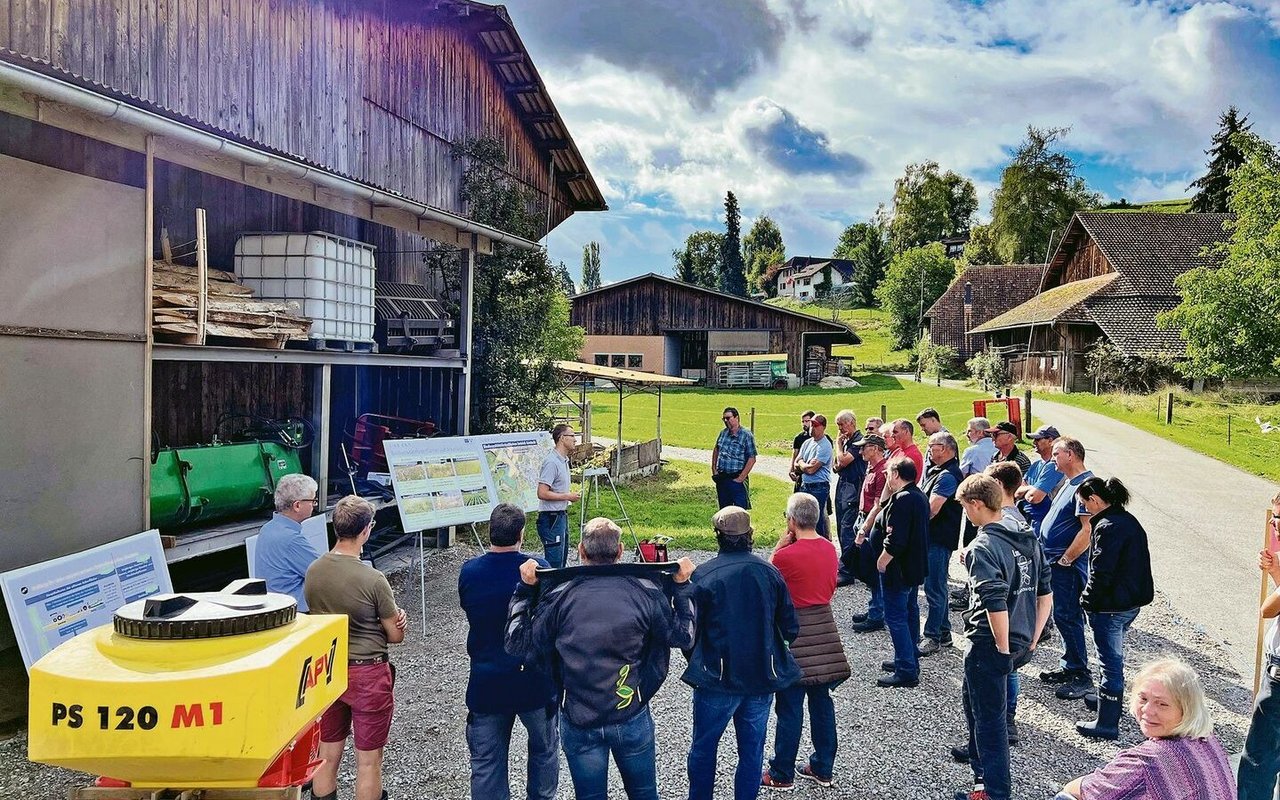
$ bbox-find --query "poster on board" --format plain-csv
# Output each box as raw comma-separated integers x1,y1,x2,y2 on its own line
0,530,172,670
383,437,499,531
474,432,555,513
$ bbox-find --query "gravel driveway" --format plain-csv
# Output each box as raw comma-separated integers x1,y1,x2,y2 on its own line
2,544,1251,800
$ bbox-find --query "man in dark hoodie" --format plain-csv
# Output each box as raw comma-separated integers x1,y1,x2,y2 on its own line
505,517,696,800
953,474,1052,800
685,506,801,800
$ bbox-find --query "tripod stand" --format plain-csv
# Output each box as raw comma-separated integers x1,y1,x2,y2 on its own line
578,466,645,560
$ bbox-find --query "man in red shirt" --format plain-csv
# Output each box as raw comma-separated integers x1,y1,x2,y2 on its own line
853,434,889,632
764,493,848,790
888,418,925,478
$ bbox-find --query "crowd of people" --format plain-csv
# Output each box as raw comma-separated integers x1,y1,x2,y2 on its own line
251,407,1279,800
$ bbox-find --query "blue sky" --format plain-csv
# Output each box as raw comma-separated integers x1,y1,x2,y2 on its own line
500,0,1280,283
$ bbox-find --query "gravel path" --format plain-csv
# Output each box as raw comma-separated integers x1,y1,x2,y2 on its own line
2,544,1251,800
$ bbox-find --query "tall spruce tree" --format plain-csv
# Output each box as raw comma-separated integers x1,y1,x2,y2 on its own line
1189,106,1252,214
720,191,747,296
581,241,602,291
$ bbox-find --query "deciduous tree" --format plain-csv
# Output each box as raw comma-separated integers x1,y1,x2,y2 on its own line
1161,131,1280,379
673,230,724,289
888,161,977,253
960,223,1002,266
875,243,956,349
989,126,1099,263
743,214,785,295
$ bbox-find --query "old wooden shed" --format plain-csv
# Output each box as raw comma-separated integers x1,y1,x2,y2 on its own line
569,273,858,385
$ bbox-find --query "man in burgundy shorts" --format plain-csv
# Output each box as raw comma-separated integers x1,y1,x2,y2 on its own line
305,495,407,800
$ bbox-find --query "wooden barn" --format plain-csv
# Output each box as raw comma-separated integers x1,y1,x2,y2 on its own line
569,273,858,385
924,264,1043,362
970,212,1230,391
0,0,603,589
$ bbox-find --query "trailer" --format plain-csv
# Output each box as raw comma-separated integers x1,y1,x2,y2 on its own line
714,353,801,389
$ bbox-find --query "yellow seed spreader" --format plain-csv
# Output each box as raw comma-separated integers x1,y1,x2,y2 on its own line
28,578,348,798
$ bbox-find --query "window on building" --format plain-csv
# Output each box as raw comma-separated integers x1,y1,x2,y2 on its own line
628,354,643,369
610,354,626,368
594,354,608,366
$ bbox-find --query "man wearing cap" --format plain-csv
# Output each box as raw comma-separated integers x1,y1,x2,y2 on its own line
1015,426,1064,538
789,411,816,492
685,506,801,800
713,407,758,510
987,421,1031,476
794,414,835,539
851,434,889,631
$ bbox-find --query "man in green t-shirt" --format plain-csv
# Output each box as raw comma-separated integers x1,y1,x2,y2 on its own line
305,496,407,800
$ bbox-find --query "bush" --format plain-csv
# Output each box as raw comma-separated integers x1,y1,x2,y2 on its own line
1084,338,1182,393
967,350,1010,389
916,340,960,383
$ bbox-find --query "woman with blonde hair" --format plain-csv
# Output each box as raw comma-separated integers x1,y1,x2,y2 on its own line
1056,658,1235,799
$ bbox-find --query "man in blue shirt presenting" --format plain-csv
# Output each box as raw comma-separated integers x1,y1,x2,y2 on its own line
459,503,558,800
712,407,758,509
256,473,323,610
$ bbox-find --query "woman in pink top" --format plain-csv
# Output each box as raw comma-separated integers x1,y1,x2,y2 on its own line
1056,658,1235,800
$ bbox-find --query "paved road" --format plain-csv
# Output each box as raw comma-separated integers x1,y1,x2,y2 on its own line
1030,397,1275,678
656,397,1276,678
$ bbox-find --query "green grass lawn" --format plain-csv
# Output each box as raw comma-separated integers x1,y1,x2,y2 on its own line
1043,388,1280,483
589,373,999,456
765,299,912,370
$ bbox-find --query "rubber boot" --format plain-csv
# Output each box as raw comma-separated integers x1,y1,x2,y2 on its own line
1076,690,1122,740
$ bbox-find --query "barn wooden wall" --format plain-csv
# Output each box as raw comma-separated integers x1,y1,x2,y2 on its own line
151,361,313,448
0,0,573,232
1063,240,1114,284
570,279,850,376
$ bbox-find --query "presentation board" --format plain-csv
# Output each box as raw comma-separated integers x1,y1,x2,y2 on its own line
245,515,331,578
384,431,554,532
1,530,172,670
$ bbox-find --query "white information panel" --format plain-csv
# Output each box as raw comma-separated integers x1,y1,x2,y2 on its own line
245,514,331,578
1,530,172,670
384,431,553,531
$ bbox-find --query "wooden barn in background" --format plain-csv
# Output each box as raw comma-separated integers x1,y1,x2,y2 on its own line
970,212,1230,392
569,273,859,385
0,0,603,601
924,264,1043,362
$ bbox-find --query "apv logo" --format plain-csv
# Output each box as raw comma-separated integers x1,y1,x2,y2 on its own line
296,638,339,708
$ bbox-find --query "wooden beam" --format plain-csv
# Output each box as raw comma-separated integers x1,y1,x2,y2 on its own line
490,53,525,65
524,113,556,124
504,83,540,94
195,208,208,345
540,139,571,150
143,135,155,528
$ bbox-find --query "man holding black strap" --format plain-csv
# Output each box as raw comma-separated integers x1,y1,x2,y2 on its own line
713,407,757,509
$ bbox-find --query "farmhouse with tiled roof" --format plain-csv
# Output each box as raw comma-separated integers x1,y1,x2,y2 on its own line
970,212,1231,391
924,264,1044,362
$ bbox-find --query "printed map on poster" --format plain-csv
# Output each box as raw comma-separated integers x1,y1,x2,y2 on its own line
383,437,499,530
474,432,555,512
1,530,173,670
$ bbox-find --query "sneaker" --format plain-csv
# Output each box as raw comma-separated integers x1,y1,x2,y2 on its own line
939,632,954,646
797,765,833,788
954,791,990,800
1039,667,1074,684
761,772,795,792
1056,671,1095,701
852,619,884,633
881,660,896,672
876,673,919,688
918,638,944,657
1007,717,1020,746
950,744,970,763
851,612,869,624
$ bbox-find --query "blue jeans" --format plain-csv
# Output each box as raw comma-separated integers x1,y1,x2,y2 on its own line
923,543,954,641
768,682,837,783
1088,608,1139,695
1051,564,1089,673
836,499,858,570
1007,673,1020,716
561,707,658,800
536,511,568,569
466,706,560,800
1239,670,1280,800
800,482,830,538
688,689,772,800
963,642,1016,800
715,473,749,509
865,568,884,623
882,581,920,679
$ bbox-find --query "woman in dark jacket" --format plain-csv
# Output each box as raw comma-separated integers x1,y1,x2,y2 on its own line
1075,476,1154,740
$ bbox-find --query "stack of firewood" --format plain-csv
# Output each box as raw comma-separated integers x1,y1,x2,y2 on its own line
152,261,312,347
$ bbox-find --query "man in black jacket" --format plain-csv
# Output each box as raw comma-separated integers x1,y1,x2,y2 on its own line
875,458,929,688
506,517,696,800
920,432,965,656
953,474,1052,800
684,506,801,800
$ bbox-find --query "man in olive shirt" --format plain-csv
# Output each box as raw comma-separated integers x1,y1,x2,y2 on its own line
306,496,407,800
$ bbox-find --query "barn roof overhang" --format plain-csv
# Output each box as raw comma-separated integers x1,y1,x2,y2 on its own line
0,55,539,253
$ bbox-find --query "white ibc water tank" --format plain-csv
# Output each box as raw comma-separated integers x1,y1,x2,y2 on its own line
234,232,376,343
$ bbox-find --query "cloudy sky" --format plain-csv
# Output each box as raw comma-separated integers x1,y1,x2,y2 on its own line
501,0,1280,284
